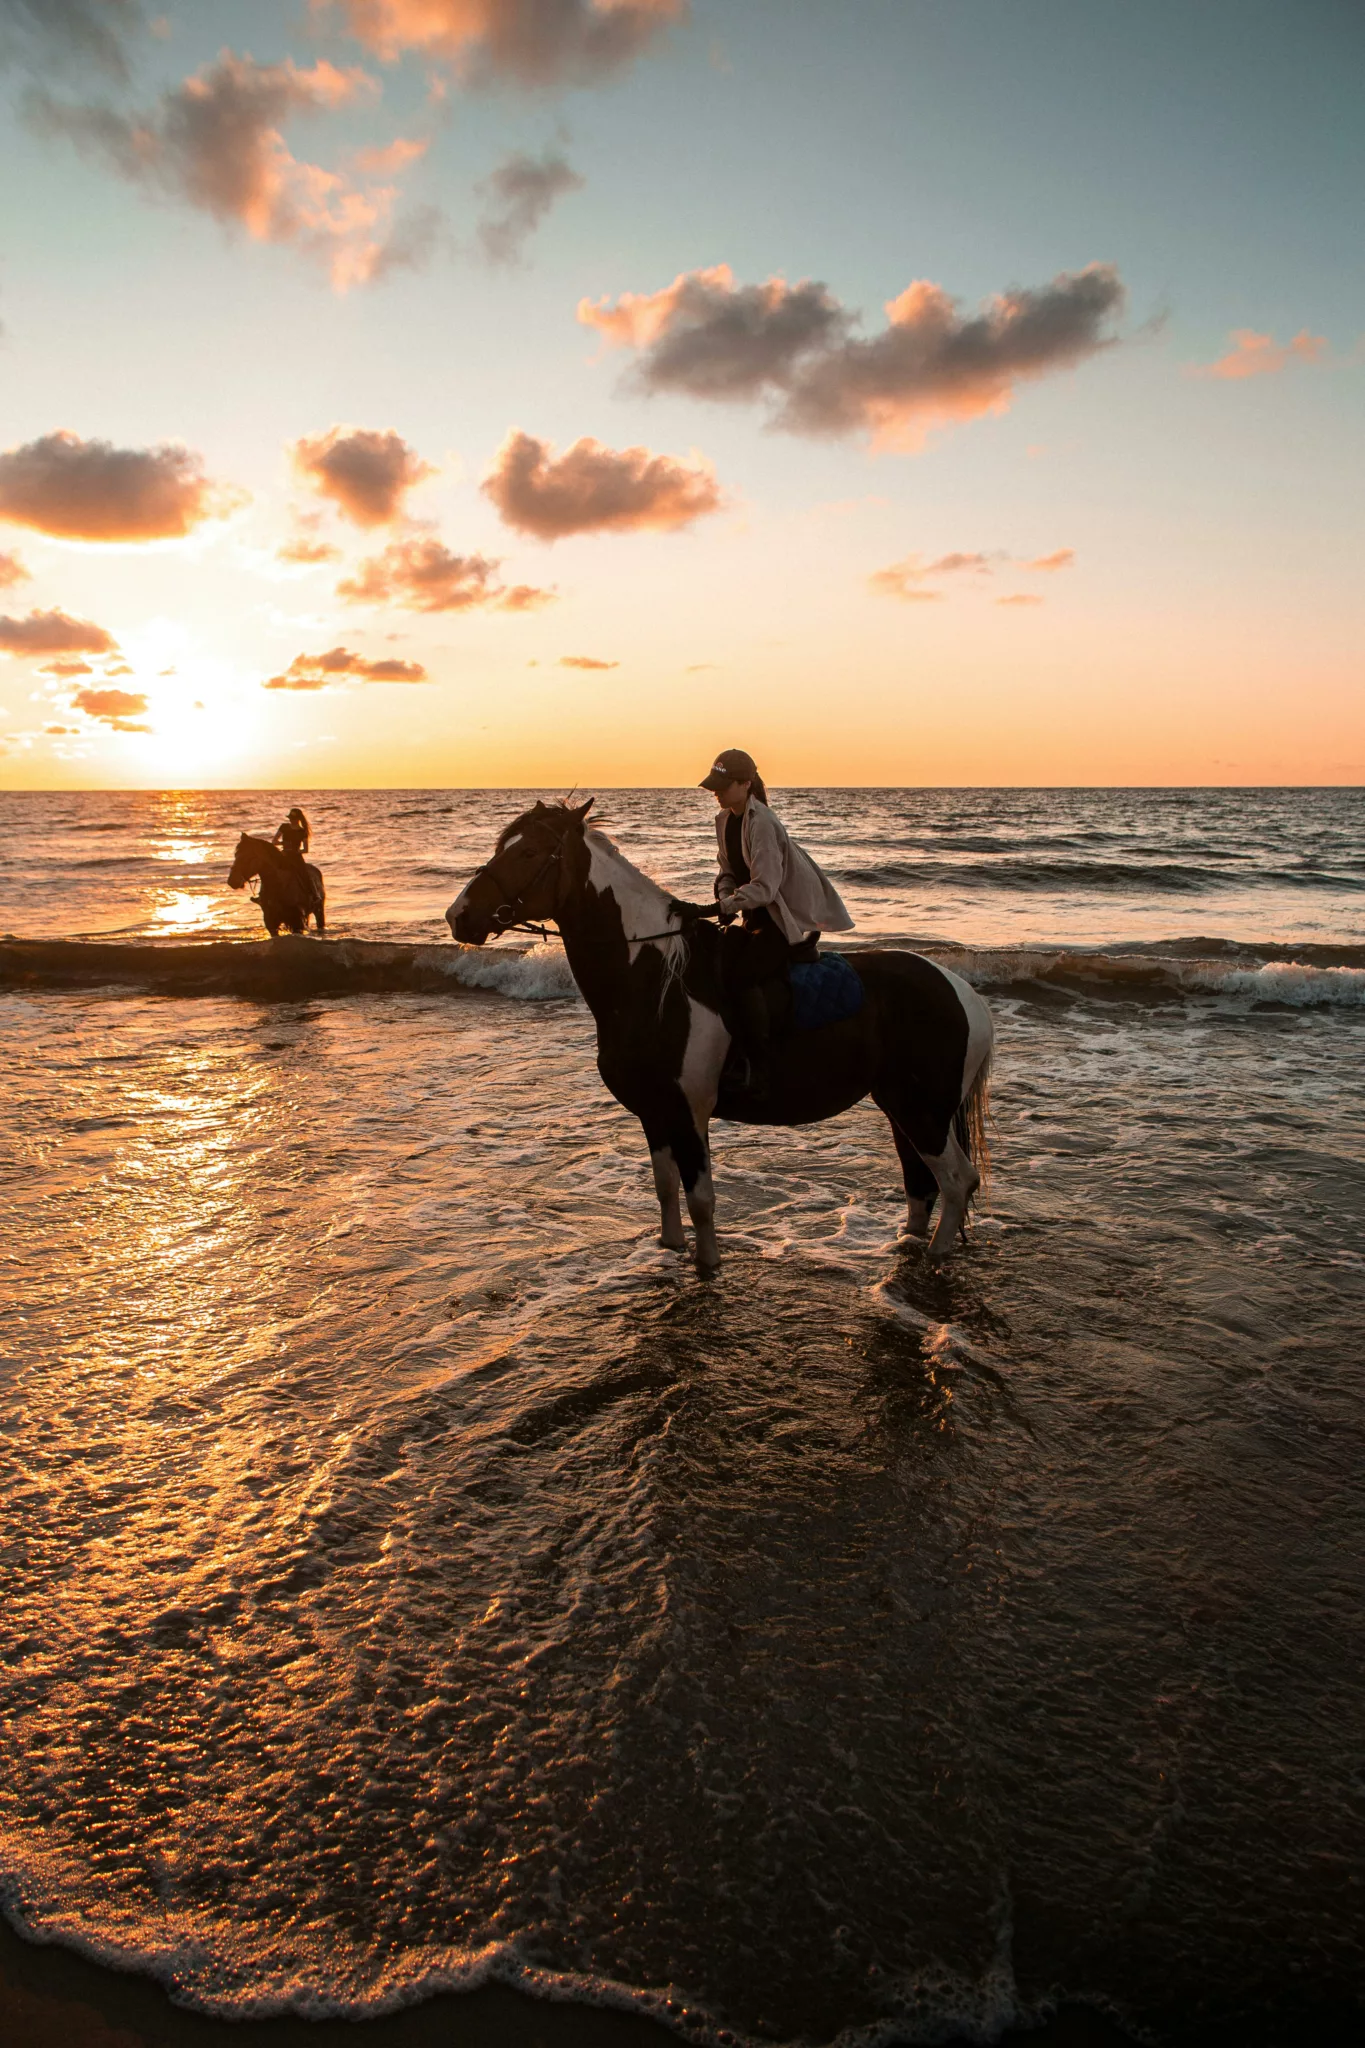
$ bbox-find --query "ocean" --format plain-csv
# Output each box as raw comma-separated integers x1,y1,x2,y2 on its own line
1,786,1362,2046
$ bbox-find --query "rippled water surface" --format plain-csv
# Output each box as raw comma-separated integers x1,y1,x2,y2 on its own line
1,789,1363,2044
2,784,1363,949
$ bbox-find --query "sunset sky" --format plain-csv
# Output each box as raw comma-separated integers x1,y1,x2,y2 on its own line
0,0,1361,788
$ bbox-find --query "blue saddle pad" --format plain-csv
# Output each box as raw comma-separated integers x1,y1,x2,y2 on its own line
789,952,865,1032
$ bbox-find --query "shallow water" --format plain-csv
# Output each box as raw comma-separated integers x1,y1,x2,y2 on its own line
1,790,1363,2043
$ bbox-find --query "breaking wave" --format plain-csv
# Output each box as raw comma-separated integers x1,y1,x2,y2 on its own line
4,935,1363,1009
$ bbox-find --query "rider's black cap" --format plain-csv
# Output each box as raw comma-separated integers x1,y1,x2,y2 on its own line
700,748,759,792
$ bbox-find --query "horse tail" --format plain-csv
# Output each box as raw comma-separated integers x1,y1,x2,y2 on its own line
954,1048,993,1199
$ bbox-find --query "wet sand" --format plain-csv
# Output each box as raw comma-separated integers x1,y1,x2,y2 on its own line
0,1918,1137,2048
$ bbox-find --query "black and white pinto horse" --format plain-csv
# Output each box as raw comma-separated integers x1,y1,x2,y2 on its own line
448,801,992,1273
227,833,326,937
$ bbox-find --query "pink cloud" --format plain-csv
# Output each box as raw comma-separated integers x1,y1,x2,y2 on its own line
1193,328,1327,380
316,0,687,87
559,654,619,669
337,533,555,612
583,261,1125,448
71,685,149,728
33,51,432,292
0,431,237,540
1026,548,1075,572
277,533,343,565
483,430,722,540
291,425,433,526
867,563,944,602
0,549,30,589
264,645,429,689
0,608,118,655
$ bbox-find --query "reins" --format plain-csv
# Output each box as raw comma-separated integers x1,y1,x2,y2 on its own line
469,828,723,947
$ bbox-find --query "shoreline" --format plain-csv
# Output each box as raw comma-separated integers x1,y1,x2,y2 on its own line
0,1918,1139,2048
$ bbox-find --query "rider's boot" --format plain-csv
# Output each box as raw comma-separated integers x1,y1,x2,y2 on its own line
739,986,773,1103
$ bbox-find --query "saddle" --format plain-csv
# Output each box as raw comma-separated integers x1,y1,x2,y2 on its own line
787,951,865,1032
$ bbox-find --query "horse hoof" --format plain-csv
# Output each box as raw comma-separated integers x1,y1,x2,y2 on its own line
658,1234,686,1253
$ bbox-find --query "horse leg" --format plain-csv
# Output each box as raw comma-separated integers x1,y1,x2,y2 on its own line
918,1125,979,1260
682,1119,718,1275
649,1143,685,1251
642,1098,717,1274
874,1088,977,1261
885,1115,939,1238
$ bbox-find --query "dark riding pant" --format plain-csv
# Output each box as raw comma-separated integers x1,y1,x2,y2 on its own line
720,912,803,1054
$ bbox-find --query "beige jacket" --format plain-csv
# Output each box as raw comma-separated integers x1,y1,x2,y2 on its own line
715,798,854,945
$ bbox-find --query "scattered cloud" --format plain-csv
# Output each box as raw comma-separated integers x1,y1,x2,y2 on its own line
559,654,618,669
337,533,556,611
30,50,433,292
354,134,428,176
264,644,430,689
0,0,143,80
0,549,30,588
1026,547,1075,571
44,724,81,735
581,264,847,400
867,551,992,599
925,551,993,575
316,0,687,89
277,532,343,565
0,608,118,655
71,685,149,728
0,430,237,540
476,149,584,265
1191,328,1327,381
39,658,94,677
291,425,434,526
867,567,943,602
996,593,1043,607
483,429,722,539
870,546,1074,598
583,260,1126,447
684,661,718,671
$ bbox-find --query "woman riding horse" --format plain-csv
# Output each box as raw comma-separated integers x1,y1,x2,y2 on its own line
686,748,852,1098
227,830,326,937
448,800,991,1273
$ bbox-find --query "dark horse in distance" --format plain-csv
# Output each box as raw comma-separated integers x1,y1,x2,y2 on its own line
227,833,326,936
448,800,992,1273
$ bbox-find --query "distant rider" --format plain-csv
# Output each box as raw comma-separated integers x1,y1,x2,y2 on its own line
684,749,853,1097
272,806,315,908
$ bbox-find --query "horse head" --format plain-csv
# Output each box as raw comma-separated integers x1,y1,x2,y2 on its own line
447,798,594,944
227,832,264,891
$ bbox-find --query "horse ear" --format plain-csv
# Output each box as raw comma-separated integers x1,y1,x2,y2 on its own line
573,797,595,823
532,799,548,814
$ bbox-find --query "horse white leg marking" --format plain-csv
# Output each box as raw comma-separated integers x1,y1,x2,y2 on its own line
685,1142,719,1273
905,1197,932,1239
939,965,994,1092
920,1127,980,1262
651,1147,685,1250
680,999,727,1272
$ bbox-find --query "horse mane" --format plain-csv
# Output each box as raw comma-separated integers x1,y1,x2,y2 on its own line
583,824,694,996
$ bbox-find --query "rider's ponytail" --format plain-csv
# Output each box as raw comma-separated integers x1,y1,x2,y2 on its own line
749,772,770,807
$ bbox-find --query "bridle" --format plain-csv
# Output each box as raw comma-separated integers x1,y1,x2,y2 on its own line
471,827,570,941
466,823,721,947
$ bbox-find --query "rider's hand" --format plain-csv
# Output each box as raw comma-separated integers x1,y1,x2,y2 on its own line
667,898,716,924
